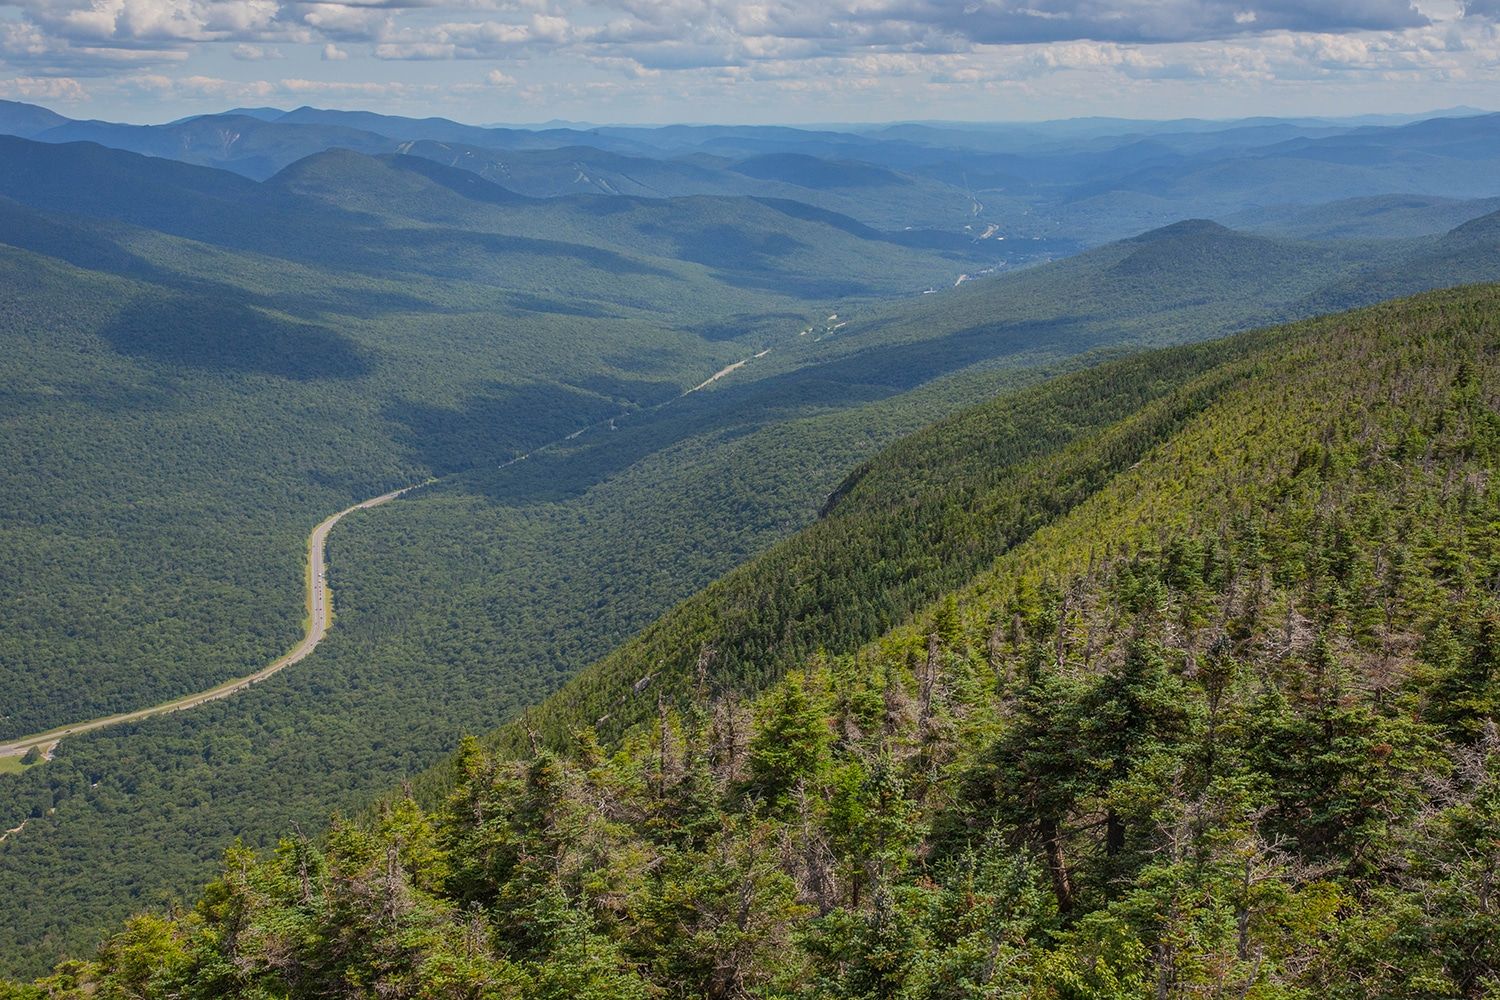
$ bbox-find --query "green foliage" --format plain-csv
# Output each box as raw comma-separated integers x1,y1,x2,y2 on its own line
6,128,1500,978
747,673,831,807
6,283,1499,998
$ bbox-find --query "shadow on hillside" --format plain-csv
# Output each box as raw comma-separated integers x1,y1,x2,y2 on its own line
669,225,804,271
353,229,675,281
688,311,809,342
504,293,622,319
385,381,628,477
709,270,875,298
100,296,373,381
450,313,1101,509
561,373,681,407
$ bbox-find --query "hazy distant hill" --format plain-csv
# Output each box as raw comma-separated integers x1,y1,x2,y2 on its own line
1224,193,1500,239
0,136,989,301
32,113,396,178
0,99,69,138
7,101,1497,242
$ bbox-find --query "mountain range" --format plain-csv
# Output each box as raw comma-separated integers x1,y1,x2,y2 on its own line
7,99,1500,239
0,102,1496,986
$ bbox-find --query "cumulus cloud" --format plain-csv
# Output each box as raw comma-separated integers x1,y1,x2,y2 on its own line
853,0,1431,46
0,72,87,98
365,11,570,60
279,75,437,94
0,0,1445,66
232,42,283,58
294,1,390,41
0,0,1495,117
373,40,453,57
119,68,439,98
15,0,282,44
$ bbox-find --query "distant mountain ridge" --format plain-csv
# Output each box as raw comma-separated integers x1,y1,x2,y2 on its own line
4,100,1498,240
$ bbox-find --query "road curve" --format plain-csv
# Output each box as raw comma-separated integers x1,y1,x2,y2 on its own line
0,347,786,763
0,483,425,760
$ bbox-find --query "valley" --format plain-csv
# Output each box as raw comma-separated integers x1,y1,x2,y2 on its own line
0,482,421,764
0,99,1497,990
0,325,832,769
6,278,1497,996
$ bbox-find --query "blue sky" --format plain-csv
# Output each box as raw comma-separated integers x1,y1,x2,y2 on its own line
1,0,1497,124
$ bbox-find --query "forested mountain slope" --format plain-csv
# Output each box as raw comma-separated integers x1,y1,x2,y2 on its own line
0,133,996,741
4,164,1500,974
394,142,987,232
0,209,754,739
0,133,1076,972
466,280,1500,760
710,212,1500,391
1227,193,1500,240
0,137,987,299
5,283,1495,998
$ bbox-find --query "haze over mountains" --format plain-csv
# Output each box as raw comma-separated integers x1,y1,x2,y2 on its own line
6,99,1500,241
0,101,1498,988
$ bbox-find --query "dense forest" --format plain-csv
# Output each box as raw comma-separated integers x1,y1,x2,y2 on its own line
1,131,1000,738
4,284,1495,997
2,150,1500,971
11,122,1500,973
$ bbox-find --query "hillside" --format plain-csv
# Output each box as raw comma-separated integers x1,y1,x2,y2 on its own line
744,219,1400,384
4,165,1500,973
4,283,1494,998
0,185,809,741
1301,208,1500,313
1224,193,1500,240
0,137,988,302
32,115,396,179
0,133,994,744
0,100,68,138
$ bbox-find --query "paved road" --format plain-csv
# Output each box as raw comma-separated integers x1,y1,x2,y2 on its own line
0,484,422,760
0,348,785,763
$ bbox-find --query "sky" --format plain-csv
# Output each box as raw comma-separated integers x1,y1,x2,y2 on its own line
1,0,1498,124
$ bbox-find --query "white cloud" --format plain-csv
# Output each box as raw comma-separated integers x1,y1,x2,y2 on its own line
294,1,391,40
373,40,454,57
278,75,436,95
20,0,281,44
232,42,283,58
0,72,87,99
0,0,1495,120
